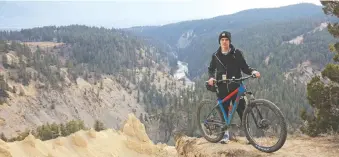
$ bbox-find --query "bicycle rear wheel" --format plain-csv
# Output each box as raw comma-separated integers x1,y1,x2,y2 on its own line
242,99,287,153
197,99,225,143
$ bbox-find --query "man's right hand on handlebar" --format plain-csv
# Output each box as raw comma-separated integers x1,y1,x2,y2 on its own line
208,77,215,86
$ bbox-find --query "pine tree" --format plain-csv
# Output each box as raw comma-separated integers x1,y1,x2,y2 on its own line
0,133,7,142
301,1,339,136
94,120,106,131
137,89,140,103
60,123,69,137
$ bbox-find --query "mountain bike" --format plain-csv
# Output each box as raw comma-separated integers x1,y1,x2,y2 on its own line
197,74,287,153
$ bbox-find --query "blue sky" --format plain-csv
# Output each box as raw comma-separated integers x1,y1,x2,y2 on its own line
0,0,322,29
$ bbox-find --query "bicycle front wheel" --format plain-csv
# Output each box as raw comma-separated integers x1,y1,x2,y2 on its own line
242,99,287,153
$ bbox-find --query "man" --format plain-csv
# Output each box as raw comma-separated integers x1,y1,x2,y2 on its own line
207,31,260,144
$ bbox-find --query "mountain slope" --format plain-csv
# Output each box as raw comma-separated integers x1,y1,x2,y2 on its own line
0,25,188,144
126,3,325,50
126,3,336,80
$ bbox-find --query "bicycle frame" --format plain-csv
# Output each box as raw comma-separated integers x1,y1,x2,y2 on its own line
218,83,246,125
204,82,247,129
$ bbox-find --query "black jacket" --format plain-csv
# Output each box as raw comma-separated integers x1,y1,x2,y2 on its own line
208,44,255,91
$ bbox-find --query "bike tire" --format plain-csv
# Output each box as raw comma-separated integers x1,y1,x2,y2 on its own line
242,99,287,153
197,99,225,143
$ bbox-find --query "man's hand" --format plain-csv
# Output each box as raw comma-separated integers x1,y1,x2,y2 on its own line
252,71,261,78
208,78,216,86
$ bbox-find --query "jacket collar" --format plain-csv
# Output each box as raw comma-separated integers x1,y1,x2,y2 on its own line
216,44,236,56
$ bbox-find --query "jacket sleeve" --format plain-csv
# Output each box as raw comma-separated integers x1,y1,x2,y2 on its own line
237,50,255,75
208,54,216,78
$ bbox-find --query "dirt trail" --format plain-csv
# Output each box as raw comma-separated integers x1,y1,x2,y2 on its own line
175,135,339,157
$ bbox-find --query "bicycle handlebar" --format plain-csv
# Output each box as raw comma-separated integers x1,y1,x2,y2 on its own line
216,74,256,83
205,74,256,85
205,74,257,92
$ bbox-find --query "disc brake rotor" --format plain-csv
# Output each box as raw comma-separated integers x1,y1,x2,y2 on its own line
259,119,270,130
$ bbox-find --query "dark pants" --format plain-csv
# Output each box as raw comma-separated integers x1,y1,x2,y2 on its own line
217,83,246,123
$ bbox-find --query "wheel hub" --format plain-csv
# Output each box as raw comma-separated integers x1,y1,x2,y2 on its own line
259,119,270,129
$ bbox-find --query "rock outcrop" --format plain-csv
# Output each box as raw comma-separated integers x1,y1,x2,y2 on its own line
175,135,263,157
0,113,177,157
284,60,322,85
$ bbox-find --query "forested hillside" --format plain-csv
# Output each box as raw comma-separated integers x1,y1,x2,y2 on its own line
0,26,181,107
0,25,195,144
127,3,324,49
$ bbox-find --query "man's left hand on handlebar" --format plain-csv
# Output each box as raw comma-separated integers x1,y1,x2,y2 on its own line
252,70,260,78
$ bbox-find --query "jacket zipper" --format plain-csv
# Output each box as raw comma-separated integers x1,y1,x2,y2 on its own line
214,54,229,93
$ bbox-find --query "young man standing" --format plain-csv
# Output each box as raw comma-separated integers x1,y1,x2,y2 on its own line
207,31,260,144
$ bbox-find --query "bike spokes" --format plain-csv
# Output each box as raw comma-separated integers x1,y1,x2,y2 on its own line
246,104,284,148
201,109,223,136
197,100,226,143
